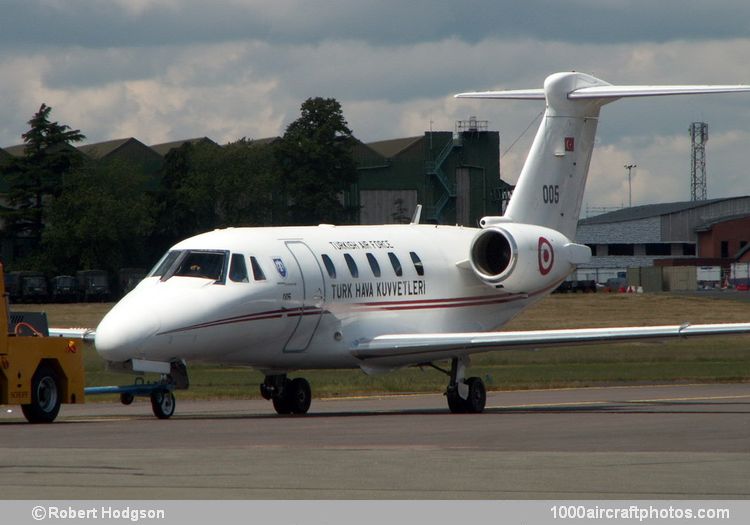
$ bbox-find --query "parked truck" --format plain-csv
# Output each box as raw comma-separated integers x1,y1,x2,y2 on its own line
5,271,49,303
76,270,111,302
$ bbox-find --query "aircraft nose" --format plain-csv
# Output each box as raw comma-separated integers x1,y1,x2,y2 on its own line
95,303,161,362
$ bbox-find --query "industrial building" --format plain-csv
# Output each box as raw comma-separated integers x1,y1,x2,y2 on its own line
575,196,750,283
352,118,509,226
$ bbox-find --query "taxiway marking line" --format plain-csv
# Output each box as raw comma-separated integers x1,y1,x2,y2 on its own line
487,393,750,410
629,394,750,403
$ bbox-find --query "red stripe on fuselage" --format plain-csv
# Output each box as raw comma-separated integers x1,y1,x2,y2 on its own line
156,281,562,336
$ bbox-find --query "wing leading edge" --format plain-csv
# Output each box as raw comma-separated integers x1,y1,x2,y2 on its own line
351,323,750,368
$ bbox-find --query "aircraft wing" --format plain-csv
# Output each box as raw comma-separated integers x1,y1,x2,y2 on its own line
48,328,97,342
350,322,750,369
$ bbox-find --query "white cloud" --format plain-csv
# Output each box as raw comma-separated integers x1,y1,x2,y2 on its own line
1,4,750,209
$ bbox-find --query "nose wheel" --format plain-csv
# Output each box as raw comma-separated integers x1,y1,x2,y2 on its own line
150,390,176,419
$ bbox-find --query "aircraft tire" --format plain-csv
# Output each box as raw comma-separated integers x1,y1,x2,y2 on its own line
288,378,312,414
446,389,467,414
464,377,486,414
272,395,292,415
120,393,135,405
150,390,175,419
21,365,61,423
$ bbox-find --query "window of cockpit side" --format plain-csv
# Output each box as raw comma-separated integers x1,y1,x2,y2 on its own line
366,253,381,278
343,253,359,278
229,254,249,283
387,252,403,277
409,251,424,276
321,254,336,279
250,256,266,281
149,250,183,278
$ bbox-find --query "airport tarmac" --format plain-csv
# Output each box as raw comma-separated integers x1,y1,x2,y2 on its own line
1,383,749,499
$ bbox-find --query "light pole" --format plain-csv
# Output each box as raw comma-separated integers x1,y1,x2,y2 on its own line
624,164,637,207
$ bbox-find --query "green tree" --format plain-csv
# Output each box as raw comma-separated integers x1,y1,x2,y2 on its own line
275,97,358,225
155,141,218,248
42,160,155,275
215,139,278,226
153,139,281,253
0,104,85,252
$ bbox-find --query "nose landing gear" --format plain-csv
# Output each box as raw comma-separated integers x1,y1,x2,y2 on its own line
262,374,312,415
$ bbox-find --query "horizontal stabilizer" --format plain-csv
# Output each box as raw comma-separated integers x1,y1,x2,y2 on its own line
570,84,750,99
456,84,750,101
455,89,545,100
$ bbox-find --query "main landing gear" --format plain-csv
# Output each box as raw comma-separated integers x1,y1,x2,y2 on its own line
261,374,312,415
433,356,486,414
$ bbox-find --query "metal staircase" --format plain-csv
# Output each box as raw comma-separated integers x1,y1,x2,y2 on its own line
425,136,461,222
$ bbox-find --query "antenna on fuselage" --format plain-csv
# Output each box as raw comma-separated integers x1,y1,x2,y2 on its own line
410,204,423,225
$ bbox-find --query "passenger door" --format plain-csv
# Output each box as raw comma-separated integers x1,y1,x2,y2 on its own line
283,241,325,352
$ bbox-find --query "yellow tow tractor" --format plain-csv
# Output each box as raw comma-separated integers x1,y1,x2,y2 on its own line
0,264,85,423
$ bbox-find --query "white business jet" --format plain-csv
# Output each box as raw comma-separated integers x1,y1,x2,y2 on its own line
63,72,750,418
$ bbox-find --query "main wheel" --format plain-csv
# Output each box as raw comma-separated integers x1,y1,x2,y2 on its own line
272,394,292,415
288,378,311,414
446,389,467,414
21,365,61,423
150,390,175,419
464,377,486,414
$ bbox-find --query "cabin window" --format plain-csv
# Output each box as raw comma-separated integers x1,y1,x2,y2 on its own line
387,252,403,277
250,256,266,281
229,254,249,283
149,250,182,278
344,253,359,278
366,253,381,277
173,251,227,282
409,251,424,276
321,254,336,279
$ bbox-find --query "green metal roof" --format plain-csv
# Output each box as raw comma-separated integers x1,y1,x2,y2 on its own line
77,138,137,159
366,136,422,159
150,136,220,156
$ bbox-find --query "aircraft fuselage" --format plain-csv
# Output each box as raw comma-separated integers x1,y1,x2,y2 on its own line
95,223,562,373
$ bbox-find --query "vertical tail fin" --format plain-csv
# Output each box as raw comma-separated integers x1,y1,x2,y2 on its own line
456,72,750,239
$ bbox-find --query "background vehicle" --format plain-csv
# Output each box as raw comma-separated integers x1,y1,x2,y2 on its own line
5,271,49,303
50,275,79,303
76,270,111,302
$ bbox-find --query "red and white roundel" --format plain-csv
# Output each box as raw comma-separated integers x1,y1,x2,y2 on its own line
538,237,554,275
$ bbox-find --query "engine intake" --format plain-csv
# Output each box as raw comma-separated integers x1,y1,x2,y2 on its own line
469,227,517,284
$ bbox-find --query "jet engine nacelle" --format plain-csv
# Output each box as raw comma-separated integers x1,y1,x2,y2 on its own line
468,223,590,293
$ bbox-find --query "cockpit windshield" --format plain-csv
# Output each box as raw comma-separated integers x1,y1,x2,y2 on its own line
173,251,227,281
148,250,229,283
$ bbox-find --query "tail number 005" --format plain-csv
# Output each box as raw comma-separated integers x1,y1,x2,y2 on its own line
542,185,559,204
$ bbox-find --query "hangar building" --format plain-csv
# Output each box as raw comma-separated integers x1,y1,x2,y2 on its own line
575,196,750,279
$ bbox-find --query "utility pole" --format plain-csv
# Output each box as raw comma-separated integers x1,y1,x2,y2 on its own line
624,164,637,207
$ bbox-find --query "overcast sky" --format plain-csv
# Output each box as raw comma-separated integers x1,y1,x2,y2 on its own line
1,0,749,212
